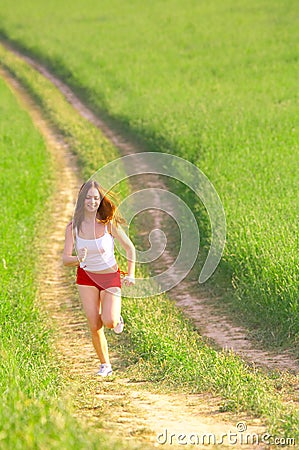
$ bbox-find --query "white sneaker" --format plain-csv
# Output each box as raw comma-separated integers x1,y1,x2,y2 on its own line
96,364,113,377
113,315,124,334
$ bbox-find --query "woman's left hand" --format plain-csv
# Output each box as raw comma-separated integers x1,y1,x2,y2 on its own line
122,275,135,286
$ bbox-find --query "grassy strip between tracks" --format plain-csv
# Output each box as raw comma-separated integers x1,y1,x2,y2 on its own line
1,43,298,442
0,0,298,349
0,58,146,449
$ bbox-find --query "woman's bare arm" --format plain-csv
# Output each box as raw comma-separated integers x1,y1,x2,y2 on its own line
62,223,80,267
111,222,136,278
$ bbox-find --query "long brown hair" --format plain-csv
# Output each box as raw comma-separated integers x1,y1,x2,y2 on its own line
73,180,125,233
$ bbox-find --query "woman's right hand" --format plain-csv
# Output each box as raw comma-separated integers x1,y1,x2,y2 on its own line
77,247,87,262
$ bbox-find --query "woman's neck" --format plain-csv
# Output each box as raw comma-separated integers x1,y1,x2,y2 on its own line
83,212,97,223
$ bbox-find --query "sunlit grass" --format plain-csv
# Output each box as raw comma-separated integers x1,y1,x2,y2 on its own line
0,0,298,347
1,44,298,439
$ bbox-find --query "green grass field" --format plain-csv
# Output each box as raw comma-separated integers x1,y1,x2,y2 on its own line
1,43,298,441
0,0,298,347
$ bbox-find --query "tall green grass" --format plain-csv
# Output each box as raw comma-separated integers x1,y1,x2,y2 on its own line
0,75,140,450
1,43,298,439
0,0,298,346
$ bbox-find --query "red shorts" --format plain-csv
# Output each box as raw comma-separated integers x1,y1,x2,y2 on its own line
76,267,122,291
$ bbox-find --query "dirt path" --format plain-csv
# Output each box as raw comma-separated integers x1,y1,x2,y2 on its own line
3,42,298,374
0,60,271,449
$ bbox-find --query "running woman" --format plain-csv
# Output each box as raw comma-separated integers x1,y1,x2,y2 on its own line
62,180,135,376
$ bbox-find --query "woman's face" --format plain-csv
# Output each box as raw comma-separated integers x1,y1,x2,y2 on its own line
84,187,101,213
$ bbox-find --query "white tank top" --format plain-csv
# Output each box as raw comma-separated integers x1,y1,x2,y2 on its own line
75,223,117,272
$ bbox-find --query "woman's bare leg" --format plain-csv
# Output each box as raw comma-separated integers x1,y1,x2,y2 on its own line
77,284,110,364
100,287,122,328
